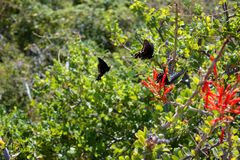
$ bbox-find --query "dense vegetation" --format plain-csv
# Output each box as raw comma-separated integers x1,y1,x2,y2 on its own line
0,0,239,159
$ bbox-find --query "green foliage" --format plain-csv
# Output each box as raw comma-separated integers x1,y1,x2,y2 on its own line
0,0,239,159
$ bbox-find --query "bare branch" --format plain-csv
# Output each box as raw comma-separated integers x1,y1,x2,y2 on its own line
222,2,230,31
169,3,179,74
226,124,233,159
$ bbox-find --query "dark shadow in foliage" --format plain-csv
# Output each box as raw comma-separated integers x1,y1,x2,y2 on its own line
14,18,37,51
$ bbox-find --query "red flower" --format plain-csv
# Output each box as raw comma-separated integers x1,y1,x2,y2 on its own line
141,68,174,102
202,56,240,143
202,81,240,125
210,55,218,77
202,55,240,123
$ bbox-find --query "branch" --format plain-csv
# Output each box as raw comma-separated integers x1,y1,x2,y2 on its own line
194,123,217,157
173,3,178,63
167,101,212,115
226,123,233,159
122,44,131,52
169,3,179,75
24,81,32,101
203,35,230,81
188,106,212,115
155,25,165,42
222,2,230,31
135,33,143,44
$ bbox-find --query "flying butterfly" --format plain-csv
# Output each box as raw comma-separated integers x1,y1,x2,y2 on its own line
156,69,185,85
97,57,110,80
134,39,154,59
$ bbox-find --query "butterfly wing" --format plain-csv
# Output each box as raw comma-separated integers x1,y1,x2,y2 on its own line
97,58,110,80
134,40,154,59
142,40,154,59
181,72,191,88
134,51,143,58
169,70,185,84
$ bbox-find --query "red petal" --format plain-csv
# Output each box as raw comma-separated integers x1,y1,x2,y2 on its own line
165,66,169,74
210,55,214,61
229,97,240,106
210,56,218,77
141,80,149,88
153,69,158,81
229,88,239,98
210,117,222,125
205,105,218,111
164,85,174,95
230,109,240,114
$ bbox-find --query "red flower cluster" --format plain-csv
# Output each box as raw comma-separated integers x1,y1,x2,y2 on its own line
202,81,240,125
202,55,240,126
201,55,240,143
141,68,174,102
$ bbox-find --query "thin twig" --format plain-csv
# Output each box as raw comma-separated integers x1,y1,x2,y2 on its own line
194,123,217,157
173,3,178,62
226,123,233,159
155,26,165,42
170,3,178,74
122,44,131,51
24,81,32,101
167,101,212,115
222,2,230,31
188,106,212,115
135,33,143,44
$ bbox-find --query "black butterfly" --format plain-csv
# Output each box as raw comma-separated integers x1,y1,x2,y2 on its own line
97,57,110,80
224,64,239,75
156,70,185,85
134,39,154,59
181,72,191,88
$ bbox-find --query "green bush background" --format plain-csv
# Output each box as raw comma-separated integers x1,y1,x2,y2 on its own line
0,0,239,159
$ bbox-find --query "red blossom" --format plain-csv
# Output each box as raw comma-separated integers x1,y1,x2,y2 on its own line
202,57,240,122
202,81,240,124
141,68,174,102
210,55,218,77
202,56,240,143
